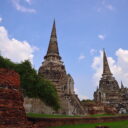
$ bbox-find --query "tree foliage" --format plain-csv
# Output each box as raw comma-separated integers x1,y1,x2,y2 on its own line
0,55,60,110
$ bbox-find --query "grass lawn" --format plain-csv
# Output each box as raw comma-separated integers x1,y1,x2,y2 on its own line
27,113,128,128
50,120,128,128
27,112,127,118
26,113,84,118
89,113,116,117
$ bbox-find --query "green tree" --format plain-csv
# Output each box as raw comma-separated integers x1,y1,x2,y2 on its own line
0,55,60,110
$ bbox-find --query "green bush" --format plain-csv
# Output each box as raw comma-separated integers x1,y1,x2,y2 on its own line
0,55,60,110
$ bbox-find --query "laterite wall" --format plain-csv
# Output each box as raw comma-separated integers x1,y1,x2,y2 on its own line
28,115,128,128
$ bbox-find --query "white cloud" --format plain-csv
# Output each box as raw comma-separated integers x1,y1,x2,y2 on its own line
75,88,88,100
25,0,32,5
97,0,115,12
106,4,114,11
12,0,36,13
98,34,105,40
78,55,85,60
90,49,97,55
116,49,128,63
0,26,37,63
74,88,78,94
0,17,3,23
78,95,88,100
92,49,128,88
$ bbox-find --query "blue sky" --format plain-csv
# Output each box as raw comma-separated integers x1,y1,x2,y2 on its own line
0,0,128,99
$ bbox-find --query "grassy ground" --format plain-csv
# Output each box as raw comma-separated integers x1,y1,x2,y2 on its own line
89,113,116,117
26,112,125,118
50,120,128,128
26,113,84,118
27,113,128,128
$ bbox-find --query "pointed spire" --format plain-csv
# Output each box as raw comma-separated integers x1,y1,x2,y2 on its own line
102,49,112,77
121,81,124,89
44,20,61,60
51,19,57,38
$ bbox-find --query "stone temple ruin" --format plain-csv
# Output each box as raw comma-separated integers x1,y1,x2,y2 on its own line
24,21,128,115
24,21,85,115
94,49,128,113
38,21,85,115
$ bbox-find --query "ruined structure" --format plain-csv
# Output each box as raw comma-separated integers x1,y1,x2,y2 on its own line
0,68,29,127
94,50,128,113
82,100,117,115
38,21,85,115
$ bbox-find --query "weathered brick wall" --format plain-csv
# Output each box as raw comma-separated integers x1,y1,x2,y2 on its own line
82,102,117,115
28,115,128,128
0,68,30,127
0,68,20,89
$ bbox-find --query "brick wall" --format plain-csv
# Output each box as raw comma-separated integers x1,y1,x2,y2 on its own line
28,115,128,128
0,68,30,127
